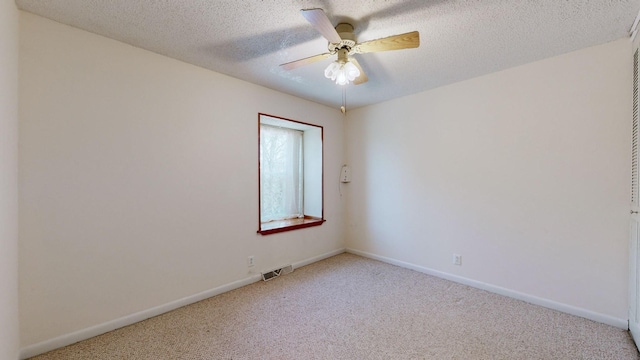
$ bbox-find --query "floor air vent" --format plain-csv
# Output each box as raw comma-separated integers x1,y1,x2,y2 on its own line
261,265,293,281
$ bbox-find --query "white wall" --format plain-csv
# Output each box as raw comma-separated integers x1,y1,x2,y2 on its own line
19,12,345,348
0,0,20,359
346,38,631,323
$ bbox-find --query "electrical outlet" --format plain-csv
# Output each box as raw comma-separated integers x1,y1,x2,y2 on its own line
248,256,255,267
453,254,462,266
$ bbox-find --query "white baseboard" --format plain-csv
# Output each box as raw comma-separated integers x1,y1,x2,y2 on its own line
292,248,346,269
346,248,628,329
19,248,345,359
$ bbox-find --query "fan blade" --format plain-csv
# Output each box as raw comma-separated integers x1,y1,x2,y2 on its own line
353,31,420,54
350,58,368,85
300,9,342,44
280,53,332,70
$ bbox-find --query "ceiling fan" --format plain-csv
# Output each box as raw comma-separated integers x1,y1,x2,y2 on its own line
280,8,420,86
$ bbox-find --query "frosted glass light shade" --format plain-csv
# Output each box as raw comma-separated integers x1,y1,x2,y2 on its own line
324,60,360,85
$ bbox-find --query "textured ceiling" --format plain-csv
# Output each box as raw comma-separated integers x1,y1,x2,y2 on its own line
15,0,640,110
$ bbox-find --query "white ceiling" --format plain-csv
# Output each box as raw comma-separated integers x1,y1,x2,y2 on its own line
15,0,640,110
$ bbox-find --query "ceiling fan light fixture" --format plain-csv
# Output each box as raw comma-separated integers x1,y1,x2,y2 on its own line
324,60,360,86
281,9,420,91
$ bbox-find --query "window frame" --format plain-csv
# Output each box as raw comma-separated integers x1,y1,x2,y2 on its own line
257,113,325,235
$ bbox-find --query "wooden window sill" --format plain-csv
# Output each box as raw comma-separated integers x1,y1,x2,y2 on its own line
258,216,325,235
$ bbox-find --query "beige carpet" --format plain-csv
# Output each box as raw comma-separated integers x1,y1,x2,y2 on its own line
30,253,639,359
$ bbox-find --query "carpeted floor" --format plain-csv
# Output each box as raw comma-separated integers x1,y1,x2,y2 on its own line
30,253,639,359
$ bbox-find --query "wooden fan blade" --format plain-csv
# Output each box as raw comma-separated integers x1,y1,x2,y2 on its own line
300,9,342,44
350,58,368,85
354,31,420,54
280,53,332,70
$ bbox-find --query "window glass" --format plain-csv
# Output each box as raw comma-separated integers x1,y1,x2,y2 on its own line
260,124,303,222
258,114,324,235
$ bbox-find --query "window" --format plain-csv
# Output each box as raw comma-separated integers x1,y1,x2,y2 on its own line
258,114,324,235
260,124,303,222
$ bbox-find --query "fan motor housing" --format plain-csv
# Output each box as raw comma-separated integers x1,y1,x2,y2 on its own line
328,23,356,53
